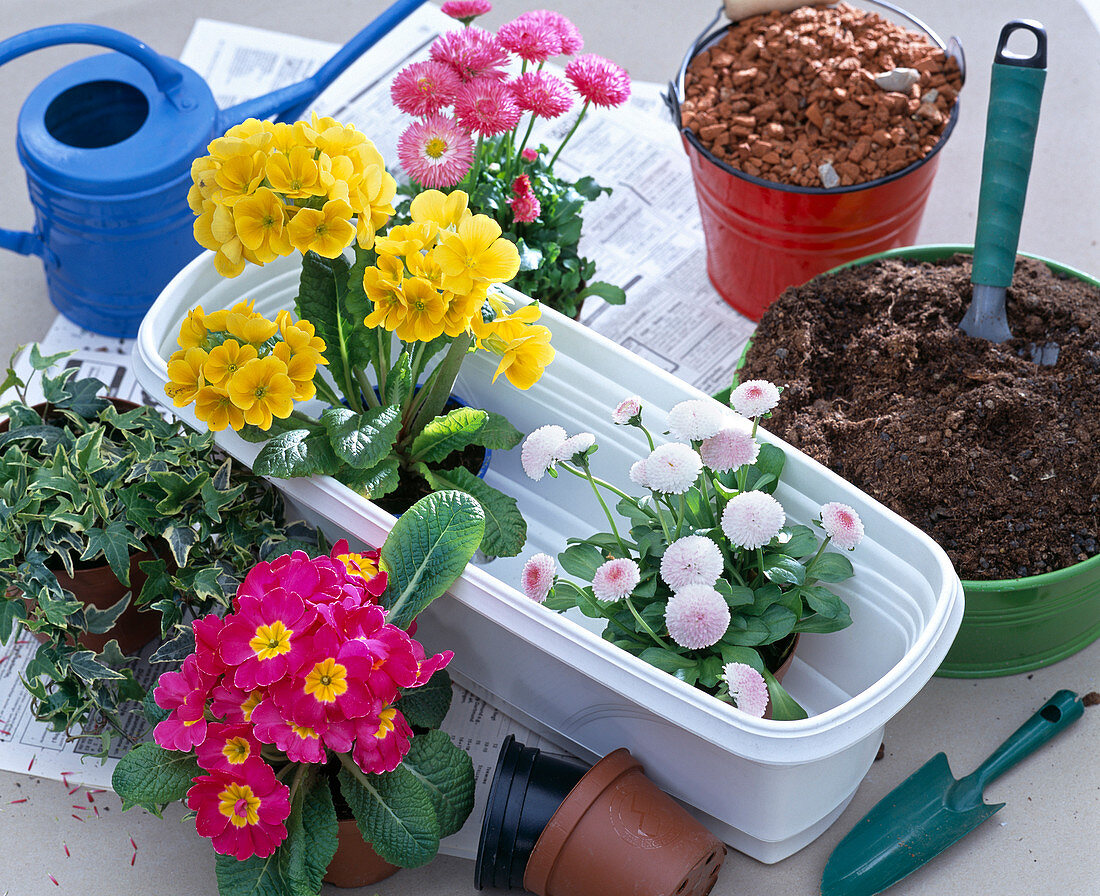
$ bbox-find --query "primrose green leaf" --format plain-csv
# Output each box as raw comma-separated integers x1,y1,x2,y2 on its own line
397,669,453,730
284,775,338,896
338,763,440,868
252,429,340,479
322,405,401,470
421,466,526,558
402,729,476,838
409,407,489,465
344,456,401,500
111,742,201,814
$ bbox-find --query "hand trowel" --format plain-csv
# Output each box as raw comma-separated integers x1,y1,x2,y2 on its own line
820,690,1084,896
959,20,1047,354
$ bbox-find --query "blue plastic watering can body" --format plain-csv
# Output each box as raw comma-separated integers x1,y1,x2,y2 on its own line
0,0,426,338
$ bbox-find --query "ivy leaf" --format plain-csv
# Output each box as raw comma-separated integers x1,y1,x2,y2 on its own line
337,763,440,868
111,743,202,815
421,466,526,558
252,429,340,479
81,521,144,585
67,650,128,682
396,669,453,730
380,490,484,630
82,591,133,635
321,405,401,470
403,729,475,839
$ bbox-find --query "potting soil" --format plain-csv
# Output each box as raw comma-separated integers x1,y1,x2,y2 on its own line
739,254,1100,581
680,2,962,188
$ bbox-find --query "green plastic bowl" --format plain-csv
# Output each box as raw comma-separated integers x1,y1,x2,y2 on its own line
731,244,1100,677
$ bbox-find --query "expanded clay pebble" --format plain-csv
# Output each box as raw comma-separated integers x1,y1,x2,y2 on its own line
680,2,962,188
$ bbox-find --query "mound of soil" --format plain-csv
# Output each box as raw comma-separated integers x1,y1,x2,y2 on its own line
740,253,1100,580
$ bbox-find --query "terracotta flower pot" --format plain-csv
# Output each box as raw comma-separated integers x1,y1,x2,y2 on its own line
322,818,400,888
476,736,726,896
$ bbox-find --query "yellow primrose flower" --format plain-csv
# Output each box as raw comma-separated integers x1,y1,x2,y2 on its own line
441,285,487,339
287,198,356,258
177,305,210,351
394,277,448,343
213,237,247,278
164,346,208,407
435,215,520,294
226,356,296,430
194,385,246,432
225,308,279,346
410,189,470,231
203,339,259,388
362,255,406,303
232,188,292,262
214,152,266,204
265,145,325,199
189,157,220,212
490,323,555,391
313,121,368,159
363,285,407,334
373,223,436,259
273,341,319,401
278,317,328,367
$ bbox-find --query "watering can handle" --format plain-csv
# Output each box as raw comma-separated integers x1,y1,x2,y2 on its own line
0,24,193,110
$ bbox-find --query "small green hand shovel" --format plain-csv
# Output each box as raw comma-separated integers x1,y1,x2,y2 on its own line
820,690,1084,896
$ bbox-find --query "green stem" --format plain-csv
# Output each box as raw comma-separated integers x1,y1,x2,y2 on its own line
405,334,472,445
313,375,343,409
623,596,671,650
355,368,380,408
374,327,391,400
514,114,537,168
549,101,590,168
580,461,625,552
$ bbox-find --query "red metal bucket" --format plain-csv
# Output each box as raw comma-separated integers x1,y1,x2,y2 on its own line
669,3,963,321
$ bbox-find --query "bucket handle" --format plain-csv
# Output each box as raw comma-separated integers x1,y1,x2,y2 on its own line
666,0,966,128
0,24,197,259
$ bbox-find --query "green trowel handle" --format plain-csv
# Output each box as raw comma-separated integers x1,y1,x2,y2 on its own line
964,690,1083,797
971,20,1047,290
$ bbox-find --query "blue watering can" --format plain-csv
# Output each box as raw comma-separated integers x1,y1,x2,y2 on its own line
0,0,425,338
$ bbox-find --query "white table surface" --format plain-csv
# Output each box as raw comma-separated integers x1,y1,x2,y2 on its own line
0,2,1097,895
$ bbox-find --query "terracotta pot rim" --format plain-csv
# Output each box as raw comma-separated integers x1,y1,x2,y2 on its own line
522,748,641,895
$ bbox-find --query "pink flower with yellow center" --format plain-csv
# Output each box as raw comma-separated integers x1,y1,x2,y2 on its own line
219,587,318,690
153,654,215,752
249,698,327,764
391,60,462,116
196,722,263,773
430,26,509,82
397,114,475,189
565,54,631,108
192,613,228,678
351,706,414,775
210,682,265,724
331,539,387,598
187,761,290,860
453,79,522,136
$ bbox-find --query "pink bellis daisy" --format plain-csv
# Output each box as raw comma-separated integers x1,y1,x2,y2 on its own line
644,443,702,494
430,26,509,82
722,662,769,717
187,761,291,861
592,557,641,602
721,490,786,550
453,79,523,136
820,502,865,550
700,424,759,473
612,396,642,425
396,114,474,189
497,16,560,63
629,458,649,488
556,431,595,462
441,0,492,25
667,399,725,442
664,585,731,649
731,379,780,418
510,174,541,223
521,553,557,603
521,147,539,162
565,54,631,108
660,534,724,590
511,71,574,119
390,60,462,116
521,424,568,480
518,10,583,55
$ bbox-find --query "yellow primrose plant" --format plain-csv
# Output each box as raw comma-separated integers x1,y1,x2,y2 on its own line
165,116,556,558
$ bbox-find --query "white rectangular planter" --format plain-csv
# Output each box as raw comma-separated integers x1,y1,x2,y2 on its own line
134,252,963,862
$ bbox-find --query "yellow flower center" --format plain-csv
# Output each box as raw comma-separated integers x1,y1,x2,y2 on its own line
304,658,349,703
292,723,319,740
218,783,261,828
249,621,293,660
222,736,252,764
425,137,448,160
241,690,263,722
374,706,398,739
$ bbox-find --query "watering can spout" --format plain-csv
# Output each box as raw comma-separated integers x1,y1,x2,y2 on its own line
216,0,427,130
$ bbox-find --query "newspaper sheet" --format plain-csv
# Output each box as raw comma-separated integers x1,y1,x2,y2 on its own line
0,4,756,858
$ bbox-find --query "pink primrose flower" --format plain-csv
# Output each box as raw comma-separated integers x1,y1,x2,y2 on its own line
391,60,462,117
660,535,724,591
351,706,414,775
192,613,228,678
453,79,523,136
410,641,453,686
430,27,509,82
249,698,328,764
210,681,264,725
521,553,557,603
441,0,492,24
721,491,786,550
565,54,631,108
497,17,560,63
664,585,731,650
219,587,319,691
397,114,474,189
820,502,865,550
592,557,641,602
153,654,215,752
195,722,264,773
187,761,290,861
700,425,759,473
722,662,769,717
730,379,780,418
